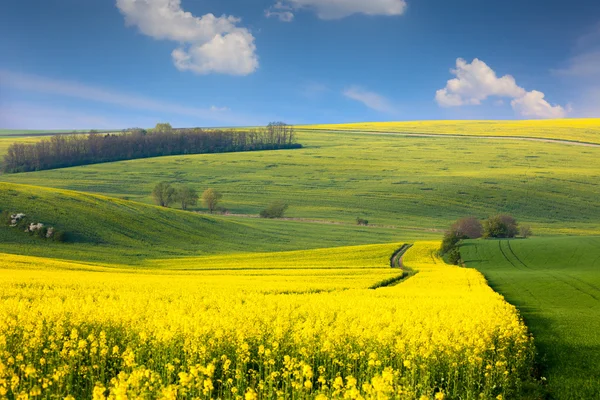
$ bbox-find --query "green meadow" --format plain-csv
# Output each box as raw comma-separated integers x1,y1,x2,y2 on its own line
461,237,600,399
1,130,599,235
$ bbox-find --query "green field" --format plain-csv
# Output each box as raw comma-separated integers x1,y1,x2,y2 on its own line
1,130,599,235
0,182,429,264
461,237,600,399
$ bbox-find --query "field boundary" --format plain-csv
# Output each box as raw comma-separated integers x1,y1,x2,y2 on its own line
300,128,600,147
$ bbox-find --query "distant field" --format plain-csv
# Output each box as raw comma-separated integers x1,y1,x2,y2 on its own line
461,237,600,399
2,130,599,235
301,118,600,145
0,129,94,137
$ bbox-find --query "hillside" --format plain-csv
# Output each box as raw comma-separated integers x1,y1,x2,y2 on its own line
0,182,412,263
461,237,600,399
2,128,599,235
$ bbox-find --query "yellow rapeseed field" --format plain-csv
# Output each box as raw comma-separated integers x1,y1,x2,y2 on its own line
301,118,600,144
0,243,534,399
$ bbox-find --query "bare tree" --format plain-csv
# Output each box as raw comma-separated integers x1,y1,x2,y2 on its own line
202,188,223,213
450,217,483,239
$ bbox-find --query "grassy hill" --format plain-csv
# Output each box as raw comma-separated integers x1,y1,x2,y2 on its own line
461,237,600,399
2,129,599,235
0,182,418,263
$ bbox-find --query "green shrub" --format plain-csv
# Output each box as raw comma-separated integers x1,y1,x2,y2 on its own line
447,247,462,265
484,215,519,238
260,202,289,219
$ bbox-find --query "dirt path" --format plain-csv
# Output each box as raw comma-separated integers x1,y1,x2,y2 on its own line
302,129,600,147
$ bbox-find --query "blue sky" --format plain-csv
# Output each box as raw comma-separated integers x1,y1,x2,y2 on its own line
0,0,599,129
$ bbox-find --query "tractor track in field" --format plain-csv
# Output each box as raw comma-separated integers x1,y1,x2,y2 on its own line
502,239,600,303
301,128,600,147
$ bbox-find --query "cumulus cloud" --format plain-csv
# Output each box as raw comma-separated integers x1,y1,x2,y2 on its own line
436,58,568,119
116,0,258,75
510,91,570,119
343,86,396,113
268,0,406,20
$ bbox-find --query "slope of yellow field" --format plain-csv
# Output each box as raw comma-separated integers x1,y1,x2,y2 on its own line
0,242,534,399
301,118,600,144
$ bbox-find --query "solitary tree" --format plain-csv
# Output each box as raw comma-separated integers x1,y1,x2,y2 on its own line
202,188,222,213
175,185,199,210
152,182,176,207
483,214,519,238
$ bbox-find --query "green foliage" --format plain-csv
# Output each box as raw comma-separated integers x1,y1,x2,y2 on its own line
356,217,369,226
462,237,600,399
202,188,222,213
152,182,176,207
154,123,173,133
446,247,462,265
260,201,289,219
175,185,199,210
484,214,519,238
439,230,464,255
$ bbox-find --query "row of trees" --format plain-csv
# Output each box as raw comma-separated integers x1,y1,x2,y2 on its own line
151,182,290,218
3,122,301,173
440,215,532,264
152,183,223,213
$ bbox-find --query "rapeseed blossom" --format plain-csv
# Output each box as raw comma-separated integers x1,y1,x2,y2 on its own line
0,242,534,399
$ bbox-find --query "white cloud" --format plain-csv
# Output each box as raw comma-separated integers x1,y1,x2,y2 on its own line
116,0,258,75
343,86,396,113
436,58,568,119
269,0,406,20
0,69,234,122
510,91,569,119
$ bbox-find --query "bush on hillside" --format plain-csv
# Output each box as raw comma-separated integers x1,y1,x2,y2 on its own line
439,230,466,255
520,224,533,238
356,217,369,226
450,217,483,239
484,214,519,238
260,202,289,219
446,247,462,265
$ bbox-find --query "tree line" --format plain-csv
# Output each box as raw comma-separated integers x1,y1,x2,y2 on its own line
3,122,300,173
